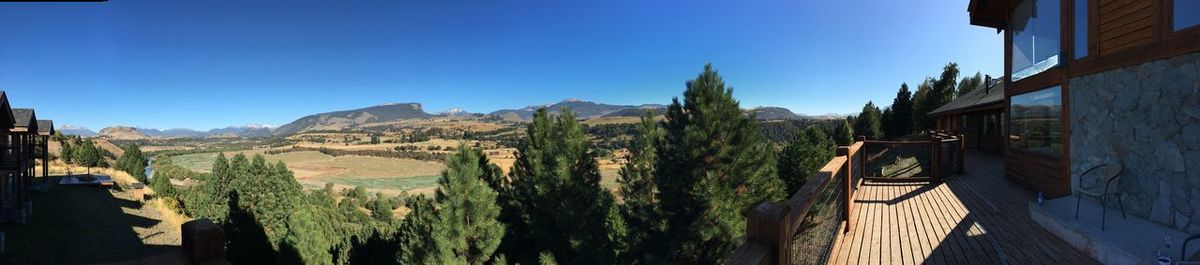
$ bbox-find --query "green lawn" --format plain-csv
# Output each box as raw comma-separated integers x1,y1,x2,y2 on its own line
323,175,442,191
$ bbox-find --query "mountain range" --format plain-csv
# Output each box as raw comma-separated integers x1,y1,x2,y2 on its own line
92,99,847,139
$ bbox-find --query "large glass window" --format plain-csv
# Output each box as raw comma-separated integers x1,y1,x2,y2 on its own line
1177,0,1200,30
1009,86,1063,157
1075,0,1088,59
1010,0,1061,81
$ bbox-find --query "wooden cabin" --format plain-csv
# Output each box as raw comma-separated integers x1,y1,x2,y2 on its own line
36,120,53,182
929,76,1006,152
968,0,1200,198
8,109,37,212
0,93,14,214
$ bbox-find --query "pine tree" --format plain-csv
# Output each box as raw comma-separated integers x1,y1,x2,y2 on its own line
75,139,102,174
777,126,836,194
430,145,506,265
853,101,883,140
881,107,896,138
654,64,784,263
498,108,625,265
617,111,666,262
60,141,73,164
891,83,914,137
396,195,438,264
116,144,147,182
834,119,854,146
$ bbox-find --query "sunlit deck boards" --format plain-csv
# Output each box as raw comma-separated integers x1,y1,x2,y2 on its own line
826,151,1098,265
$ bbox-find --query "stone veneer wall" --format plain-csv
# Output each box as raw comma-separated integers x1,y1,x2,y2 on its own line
1070,52,1200,232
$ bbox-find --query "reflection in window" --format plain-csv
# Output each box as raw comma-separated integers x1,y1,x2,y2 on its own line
1075,0,1087,59
1009,86,1062,157
1011,0,1060,81
1178,0,1200,30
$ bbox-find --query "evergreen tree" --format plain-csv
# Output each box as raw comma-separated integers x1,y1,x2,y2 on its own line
881,107,896,138
891,83,914,137
430,145,506,264
60,141,73,164
853,101,883,140
654,64,784,263
396,195,439,264
911,78,936,131
498,108,625,265
115,144,147,182
617,111,666,262
777,126,836,195
834,119,854,146
75,139,102,174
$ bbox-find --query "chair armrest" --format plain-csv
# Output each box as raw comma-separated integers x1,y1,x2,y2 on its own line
1184,234,1200,261
1103,171,1121,195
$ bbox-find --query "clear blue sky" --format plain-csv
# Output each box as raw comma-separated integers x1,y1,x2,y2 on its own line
0,0,1002,131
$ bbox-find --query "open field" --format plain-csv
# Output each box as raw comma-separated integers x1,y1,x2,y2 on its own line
169,150,446,195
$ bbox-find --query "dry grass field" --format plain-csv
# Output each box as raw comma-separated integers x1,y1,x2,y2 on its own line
169,150,446,196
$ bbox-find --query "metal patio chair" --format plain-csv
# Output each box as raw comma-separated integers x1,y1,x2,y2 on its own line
1075,163,1126,231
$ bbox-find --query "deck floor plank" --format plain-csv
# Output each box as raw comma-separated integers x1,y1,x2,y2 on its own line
825,151,1099,265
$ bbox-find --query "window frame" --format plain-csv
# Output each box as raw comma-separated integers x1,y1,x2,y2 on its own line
1007,85,1064,158
1008,0,1064,82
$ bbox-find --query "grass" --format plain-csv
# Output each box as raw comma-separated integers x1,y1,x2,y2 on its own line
0,175,182,264
323,175,442,191
169,150,447,194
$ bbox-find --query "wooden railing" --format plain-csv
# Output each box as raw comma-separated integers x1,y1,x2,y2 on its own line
727,139,865,265
727,132,966,265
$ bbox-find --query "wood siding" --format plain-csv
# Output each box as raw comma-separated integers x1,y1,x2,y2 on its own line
1097,0,1157,55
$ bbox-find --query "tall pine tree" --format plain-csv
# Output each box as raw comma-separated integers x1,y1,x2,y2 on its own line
654,64,784,263
777,126,836,195
891,83,914,137
617,111,666,262
498,108,625,265
853,101,883,140
431,145,506,265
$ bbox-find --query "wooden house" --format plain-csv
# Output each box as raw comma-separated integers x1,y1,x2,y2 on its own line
36,120,53,182
930,76,1007,152
967,0,1200,200
8,109,37,211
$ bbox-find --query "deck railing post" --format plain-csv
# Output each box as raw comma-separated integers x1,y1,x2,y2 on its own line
957,133,966,174
838,146,853,233
930,132,940,181
745,201,790,265
855,136,866,184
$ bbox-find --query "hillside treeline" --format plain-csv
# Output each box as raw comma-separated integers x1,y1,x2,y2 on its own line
148,64,869,264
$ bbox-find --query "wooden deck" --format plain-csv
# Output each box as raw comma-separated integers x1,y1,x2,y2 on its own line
827,151,1098,265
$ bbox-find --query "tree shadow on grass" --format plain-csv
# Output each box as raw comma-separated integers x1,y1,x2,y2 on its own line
0,177,179,265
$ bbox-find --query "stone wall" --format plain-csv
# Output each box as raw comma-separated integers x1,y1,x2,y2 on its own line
1070,52,1200,232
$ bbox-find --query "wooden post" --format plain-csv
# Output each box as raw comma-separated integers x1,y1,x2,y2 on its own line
855,136,866,186
182,219,227,264
957,133,966,174
930,133,940,181
745,202,789,265
838,146,853,233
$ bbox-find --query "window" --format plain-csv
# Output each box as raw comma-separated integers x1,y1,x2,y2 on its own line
1177,0,1200,30
1010,0,1061,81
1074,0,1087,59
1009,86,1063,157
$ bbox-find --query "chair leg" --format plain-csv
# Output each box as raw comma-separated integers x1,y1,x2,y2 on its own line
1118,193,1127,219
1080,193,1089,220
1101,196,1108,231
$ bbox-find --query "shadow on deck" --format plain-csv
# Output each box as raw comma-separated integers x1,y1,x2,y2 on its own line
827,151,1099,265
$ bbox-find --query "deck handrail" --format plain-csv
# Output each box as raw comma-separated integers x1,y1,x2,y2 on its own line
728,139,864,265
728,131,967,265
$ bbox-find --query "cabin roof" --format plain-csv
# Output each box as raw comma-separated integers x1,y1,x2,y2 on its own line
929,78,1006,116
0,91,13,130
968,0,1016,30
37,120,54,135
13,108,36,128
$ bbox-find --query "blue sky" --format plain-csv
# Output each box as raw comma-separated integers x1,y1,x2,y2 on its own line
0,0,1002,131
